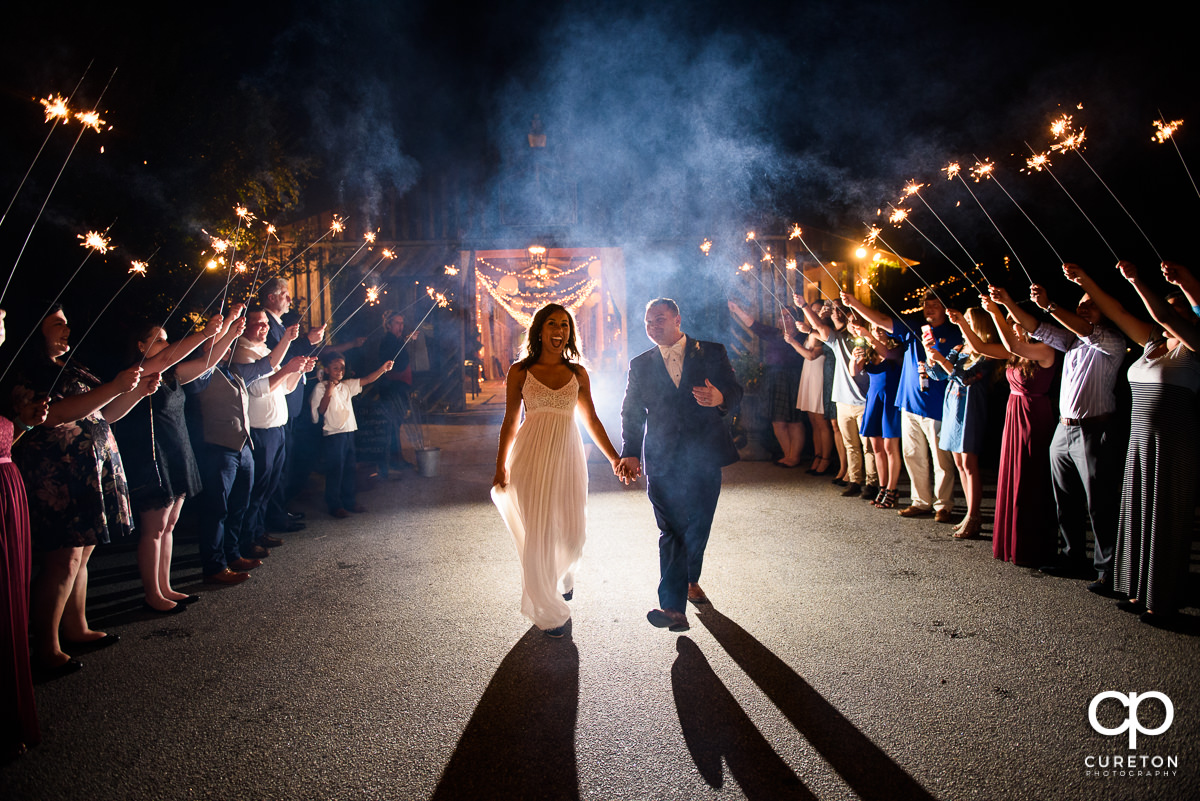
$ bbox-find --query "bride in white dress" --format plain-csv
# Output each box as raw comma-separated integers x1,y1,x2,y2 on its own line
492,304,623,637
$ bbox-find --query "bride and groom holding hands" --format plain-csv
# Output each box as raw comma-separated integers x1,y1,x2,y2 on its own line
492,297,743,637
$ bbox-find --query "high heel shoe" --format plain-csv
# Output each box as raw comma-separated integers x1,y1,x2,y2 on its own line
874,488,899,509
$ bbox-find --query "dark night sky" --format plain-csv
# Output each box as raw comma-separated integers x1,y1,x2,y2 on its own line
1,0,1196,319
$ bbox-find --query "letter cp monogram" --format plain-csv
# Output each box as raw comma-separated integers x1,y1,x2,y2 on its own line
1088,691,1174,749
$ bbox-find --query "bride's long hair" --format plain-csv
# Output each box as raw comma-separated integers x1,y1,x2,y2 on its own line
518,303,582,374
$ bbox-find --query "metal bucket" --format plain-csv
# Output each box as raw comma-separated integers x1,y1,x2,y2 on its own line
415,447,441,477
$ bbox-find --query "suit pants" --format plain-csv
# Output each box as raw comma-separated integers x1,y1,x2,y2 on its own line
901,411,955,511
836,402,877,486
1050,420,1117,578
247,426,286,544
647,466,721,613
198,443,254,576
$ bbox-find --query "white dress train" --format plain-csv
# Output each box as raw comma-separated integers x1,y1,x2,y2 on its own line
491,372,587,630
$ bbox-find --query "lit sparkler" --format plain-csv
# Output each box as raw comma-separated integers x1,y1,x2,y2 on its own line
971,160,995,182
889,208,909,225
784,259,797,271
234,205,256,223
864,226,881,247
364,230,377,244
444,265,459,276
745,231,756,242
129,260,148,276
788,224,803,240
1023,151,1050,173
79,229,112,254
74,110,106,133
700,238,713,255
40,94,71,123
1050,114,1072,139
330,215,345,234
902,180,925,198
943,162,960,181
738,262,753,272
1152,118,1183,144
366,285,381,305
390,288,452,362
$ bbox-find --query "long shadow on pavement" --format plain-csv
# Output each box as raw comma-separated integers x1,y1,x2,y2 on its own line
431,626,580,800
673,636,816,800
695,606,937,801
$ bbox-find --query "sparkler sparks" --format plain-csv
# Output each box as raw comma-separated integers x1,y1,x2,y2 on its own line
738,262,753,272
209,236,229,254
788,224,803,240
1050,114,1072,139
700,238,713,255
943,162,960,181
74,110,106,133
1024,152,1051,173
330,215,345,234
444,265,459,276
234,205,255,222
902,180,925,197
364,231,376,244
1053,130,1086,153
971,160,995,181
784,259,797,271
425,286,450,308
129,260,147,276
745,231,756,242
863,226,881,247
888,208,909,225
1152,118,1183,144
265,223,277,239
760,248,773,263
79,230,111,253
234,261,248,273
40,94,70,123
381,248,396,260
366,286,381,305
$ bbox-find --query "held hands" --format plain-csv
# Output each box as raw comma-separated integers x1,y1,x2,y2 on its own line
114,366,143,393
135,372,162,398
1117,260,1138,283
382,360,395,373
980,295,999,315
15,394,50,428
283,324,300,344
946,308,965,326
692,378,724,408
283,355,310,375
1162,260,1192,287
988,285,1013,307
307,325,327,345
616,456,641,484
204,314,224,338
851,346,867,366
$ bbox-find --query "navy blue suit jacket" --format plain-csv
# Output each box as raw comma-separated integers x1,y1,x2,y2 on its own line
620,337,743,478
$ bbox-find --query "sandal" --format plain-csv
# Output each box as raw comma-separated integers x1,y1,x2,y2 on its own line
874,488,899,509
953,517,982,539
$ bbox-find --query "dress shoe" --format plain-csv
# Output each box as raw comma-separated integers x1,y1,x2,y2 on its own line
840,482,861,497
141,600,186,615
244,544,270,559
544,620,570,638
258,535,285,548
331,508,352,519
934,508,954,524
229,557,262,571
35,657,83,680
646,608,689,632
860,484,879,500
63,632,120,649
897,505,932,518
562,589,574,601
204,568,251,585
830,477,848,487
288,511,306,521
687,583,710,604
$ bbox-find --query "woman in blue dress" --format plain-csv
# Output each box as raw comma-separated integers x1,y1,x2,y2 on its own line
851,322,904,508
924,307,997,539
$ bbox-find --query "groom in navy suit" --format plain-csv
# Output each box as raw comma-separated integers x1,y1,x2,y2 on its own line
619,298,743,632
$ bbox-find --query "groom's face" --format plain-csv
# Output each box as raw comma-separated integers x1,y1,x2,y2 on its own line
645,303,683,348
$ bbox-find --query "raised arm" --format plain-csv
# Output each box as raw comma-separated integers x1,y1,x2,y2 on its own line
949,306,1009,360
985,292,1054,367
991,286,1039,334
43,365,143,426
1162,261,1200,311
1064,263,1153,346
1120,261,1200,352
840,290,893,333
726,300,754,329
358,360,394,388
142,314,223,375
1028,283,1089,340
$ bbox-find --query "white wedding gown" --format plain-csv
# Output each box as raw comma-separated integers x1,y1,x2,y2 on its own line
491,371,587,630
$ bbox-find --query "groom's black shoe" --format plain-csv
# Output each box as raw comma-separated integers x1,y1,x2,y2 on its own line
562,589,573,601
647,608,689,632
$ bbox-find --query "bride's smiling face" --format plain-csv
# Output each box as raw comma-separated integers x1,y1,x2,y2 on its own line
539,310,572,356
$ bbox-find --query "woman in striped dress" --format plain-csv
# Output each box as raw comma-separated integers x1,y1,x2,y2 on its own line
1066,261,1200,623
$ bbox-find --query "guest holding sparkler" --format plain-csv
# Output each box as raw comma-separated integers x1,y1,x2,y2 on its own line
7,303,156,676
1,309,50,759
849,322,903,508
785,301,837,475
375,310,414,477
110,313,225,613
924,308,998,539
983,289,1058,567
727,300,806,467
841,290,961,522
311,354,393,518
1065,262,1200,623
1001,282,1125,591
796,303,879,499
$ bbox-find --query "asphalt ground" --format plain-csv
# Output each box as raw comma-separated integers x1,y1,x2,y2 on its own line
2,420,1198,801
